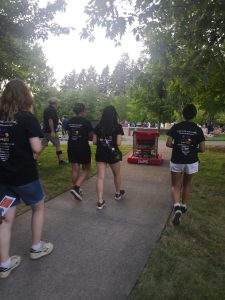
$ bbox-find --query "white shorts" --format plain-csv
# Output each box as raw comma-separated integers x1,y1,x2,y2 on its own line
170,161,199,174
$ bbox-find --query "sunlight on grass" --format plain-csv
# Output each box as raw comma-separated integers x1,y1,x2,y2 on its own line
129,147,225,300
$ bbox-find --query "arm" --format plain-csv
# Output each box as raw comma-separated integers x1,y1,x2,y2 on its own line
88,131,93,141
93,133,97,145
116,134,122,146
29,137,42,154
166,136,173,148
198,141,205,153
48,119,55,137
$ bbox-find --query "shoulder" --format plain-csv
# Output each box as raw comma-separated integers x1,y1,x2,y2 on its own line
17,111,37,122
67,117,75,123
116,124,124,134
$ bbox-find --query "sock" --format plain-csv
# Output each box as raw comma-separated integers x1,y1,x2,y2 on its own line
0,257,11,268
174,203,181,207
31,241,42,251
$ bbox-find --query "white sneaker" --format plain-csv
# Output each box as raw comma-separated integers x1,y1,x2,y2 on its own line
0,255,21,279
30,242,54,260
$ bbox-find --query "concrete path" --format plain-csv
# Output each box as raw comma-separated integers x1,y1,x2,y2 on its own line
0,142,172,300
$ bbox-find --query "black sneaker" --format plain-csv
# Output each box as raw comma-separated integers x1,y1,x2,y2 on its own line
114,190,125,201
172,205,182,226
181,205,187,214
59,160,67,165
97,201,105,210
70,186,83,201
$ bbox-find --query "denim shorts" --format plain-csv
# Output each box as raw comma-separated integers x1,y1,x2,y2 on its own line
0,179,45,207
170,161,199,174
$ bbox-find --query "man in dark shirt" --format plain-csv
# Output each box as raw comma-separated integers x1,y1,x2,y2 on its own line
42,98,66,165
166,104,205,225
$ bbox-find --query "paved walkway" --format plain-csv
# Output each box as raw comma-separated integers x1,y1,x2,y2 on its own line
1,142,172,300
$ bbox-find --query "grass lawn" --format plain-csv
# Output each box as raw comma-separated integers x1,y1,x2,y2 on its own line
129,146,225,300
16,144,132,215
159,133,225,141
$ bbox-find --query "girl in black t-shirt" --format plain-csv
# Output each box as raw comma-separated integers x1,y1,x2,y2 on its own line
93,105,125,210
166,104,205,226
67,103,93,201
0,80,53,279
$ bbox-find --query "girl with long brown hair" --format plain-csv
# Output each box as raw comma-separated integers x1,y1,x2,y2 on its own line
0,79,53,279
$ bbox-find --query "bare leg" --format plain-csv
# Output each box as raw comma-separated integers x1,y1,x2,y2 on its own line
182,173,194,204
171,172,183,204
71,163,80,186
109,162,121,193
0,206,16,262
55,143,63,162
96,162,107,203
31,200,44,246
76,164,91,187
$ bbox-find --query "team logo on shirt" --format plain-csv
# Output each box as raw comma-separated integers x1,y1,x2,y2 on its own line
0,121,15,162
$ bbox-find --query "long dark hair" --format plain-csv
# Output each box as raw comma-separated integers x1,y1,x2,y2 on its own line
99,105,119,135
0,79,34,120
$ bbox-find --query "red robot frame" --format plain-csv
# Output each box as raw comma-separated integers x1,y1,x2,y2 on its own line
127,130,163,165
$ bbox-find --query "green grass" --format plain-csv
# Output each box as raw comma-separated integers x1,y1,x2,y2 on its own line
159,134,225,141
129,147,225,300
205,133,225,141
16,144,132,215
159,134,168,141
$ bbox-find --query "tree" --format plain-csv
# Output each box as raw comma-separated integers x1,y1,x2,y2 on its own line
110,53,133,95
83,0,225,117
60,70,80,90
98,65,111,94
0,0,71,83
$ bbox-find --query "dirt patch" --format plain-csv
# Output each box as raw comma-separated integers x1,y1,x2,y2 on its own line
206,146,225,153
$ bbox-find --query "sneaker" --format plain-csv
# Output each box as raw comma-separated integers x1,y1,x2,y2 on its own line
59,160,67,165
0,255,21,279
172,205,182,226
30,242,54,260
181,205,187,214
70,186,83,201
114,190,125,201
97,201,105,210
79,188,84,197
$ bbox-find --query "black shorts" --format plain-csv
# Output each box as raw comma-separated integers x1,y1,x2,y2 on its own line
67,145,91,164
95,148,122,164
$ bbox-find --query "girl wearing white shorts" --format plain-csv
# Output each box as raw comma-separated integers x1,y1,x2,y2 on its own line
166,104,205,225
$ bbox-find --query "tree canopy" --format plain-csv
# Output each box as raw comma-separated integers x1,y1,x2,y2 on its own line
0,0,71,84
83,0,225,121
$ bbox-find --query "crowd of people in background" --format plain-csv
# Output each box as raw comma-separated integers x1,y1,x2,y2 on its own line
0,78,215,278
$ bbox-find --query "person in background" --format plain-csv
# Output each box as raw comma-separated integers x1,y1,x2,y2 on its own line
42,98,66,165
0,79,53,279
62,115,69,137
166,104,205,225
67,103,93,201
93,105,125,210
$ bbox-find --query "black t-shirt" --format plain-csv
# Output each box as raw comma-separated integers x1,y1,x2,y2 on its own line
0,111,43,185
66,116,93,148
167,121,205,164
94,124,124,161
43,105,58,133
